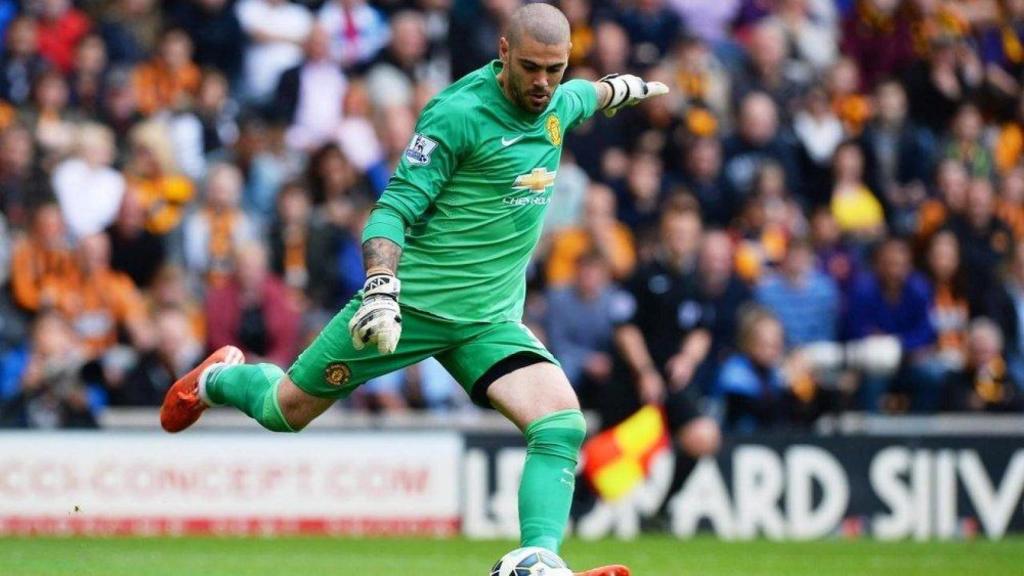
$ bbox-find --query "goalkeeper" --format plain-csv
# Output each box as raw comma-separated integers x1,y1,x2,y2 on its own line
161,4,666,575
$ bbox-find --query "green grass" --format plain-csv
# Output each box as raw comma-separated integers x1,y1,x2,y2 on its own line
3,536,1023,576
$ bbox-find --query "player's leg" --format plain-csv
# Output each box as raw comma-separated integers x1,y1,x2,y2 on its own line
438,323,628,575
161,297,442,432
479,358,628,576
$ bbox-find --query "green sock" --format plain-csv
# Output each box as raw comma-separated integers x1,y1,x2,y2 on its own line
203,364,294,432
518,409,587,553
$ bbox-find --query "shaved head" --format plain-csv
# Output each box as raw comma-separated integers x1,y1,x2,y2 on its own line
506,3,570,47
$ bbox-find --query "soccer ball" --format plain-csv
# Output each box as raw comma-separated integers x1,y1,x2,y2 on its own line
489,547,573,576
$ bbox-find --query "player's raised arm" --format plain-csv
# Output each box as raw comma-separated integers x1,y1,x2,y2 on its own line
592,74,670,117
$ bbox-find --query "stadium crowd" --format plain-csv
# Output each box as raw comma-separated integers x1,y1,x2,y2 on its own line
1,0,1023,434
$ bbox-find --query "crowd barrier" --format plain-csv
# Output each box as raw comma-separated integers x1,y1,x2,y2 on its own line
1,412,1021,540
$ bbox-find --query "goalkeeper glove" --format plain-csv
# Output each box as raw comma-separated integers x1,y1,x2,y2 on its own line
348,269,402,354
598,73,670,117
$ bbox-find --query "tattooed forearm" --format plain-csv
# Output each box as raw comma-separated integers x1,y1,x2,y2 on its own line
362,237,402,276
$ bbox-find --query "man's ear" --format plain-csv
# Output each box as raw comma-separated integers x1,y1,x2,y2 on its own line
499,36,509,63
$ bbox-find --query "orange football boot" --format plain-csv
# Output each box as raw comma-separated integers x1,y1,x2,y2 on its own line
574,565,630,576
160,345,245,432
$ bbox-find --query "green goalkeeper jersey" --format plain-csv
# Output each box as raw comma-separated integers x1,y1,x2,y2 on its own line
362,60,599,323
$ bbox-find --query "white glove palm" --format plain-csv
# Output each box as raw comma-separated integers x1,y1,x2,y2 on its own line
599,73,670,117
349,273,402,354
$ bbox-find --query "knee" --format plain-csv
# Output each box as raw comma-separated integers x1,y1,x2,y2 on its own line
676,417,721,458
526,409,587,458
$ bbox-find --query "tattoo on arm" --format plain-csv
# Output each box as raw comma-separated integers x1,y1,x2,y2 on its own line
362,237,402,276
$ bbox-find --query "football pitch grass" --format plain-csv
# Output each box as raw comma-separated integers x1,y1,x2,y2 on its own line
5,536,1024,576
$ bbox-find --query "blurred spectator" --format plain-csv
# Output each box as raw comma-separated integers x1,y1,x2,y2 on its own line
317,201,372,309
51,122,125,240
276,26,348,151
98,67,143,143
923,229,969,365
131,28,201,116
794,88,844,198
977,0,1024,102
110,305,203,406
830,140,885,240
237,0,312,104
722,91,800,202
0,123,42,228
268,180,315,296
756,239,841,348
904,34,983,137
34,0,92,74
68,34,109,116
147,264,205,343
167,69,240,181
0,312,95,428
125,119,195,235
205,242,302,366
10,202,77,313
28,70,78,162
106,185,166,289
306,141,374,207
998,167,1024,240
544,251,618,400
98,0,161,66
943,102,994,179
947,178,1012,304
690,229,752,392
448,0,515,80
917,158,969,240
846,237,939,411
318,0,390,70
168,0,244,88
674,136,732,227
182,162,257,285
609,197,719,451
62,232,153,358
769,0,839,73
733,162,803,281
810,205,859,294
366,10,437,108
590,20,631,77
840,0,914,90
562,0,595,67
941,318,1024,412
547,183,635,286
731,20,806,115
713,306,817,431
859,79,934,233
614,0,684,68
995,92,1024,174
0,16,47,106
665,35,732,127
824,57,871,136
616,152,669,235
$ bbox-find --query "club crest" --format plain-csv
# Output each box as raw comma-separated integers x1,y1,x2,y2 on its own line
545,114,561,147
324,362,351,387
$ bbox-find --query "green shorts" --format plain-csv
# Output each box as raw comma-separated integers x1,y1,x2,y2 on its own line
287,294,558,405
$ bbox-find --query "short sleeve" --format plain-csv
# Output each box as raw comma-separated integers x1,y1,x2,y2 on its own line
559,79,598,130
376,100,471,225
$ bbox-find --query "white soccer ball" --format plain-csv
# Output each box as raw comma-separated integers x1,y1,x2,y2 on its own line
489,547,573,576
